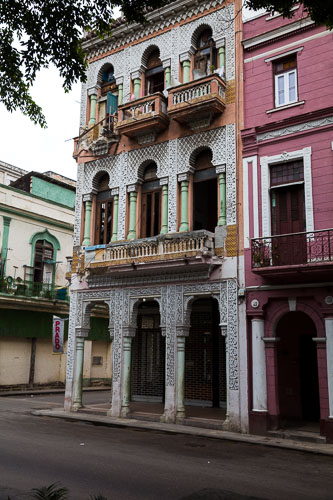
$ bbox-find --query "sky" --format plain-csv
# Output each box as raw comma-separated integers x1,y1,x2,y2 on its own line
0,5,264,183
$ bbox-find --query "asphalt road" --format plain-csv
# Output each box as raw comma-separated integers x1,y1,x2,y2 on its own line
0,392,332,500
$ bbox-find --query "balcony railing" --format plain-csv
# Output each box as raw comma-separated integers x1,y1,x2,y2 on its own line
74,114,119,158
251,229,333,269
171,77,226,105
0,277,68,301
86,230,215,268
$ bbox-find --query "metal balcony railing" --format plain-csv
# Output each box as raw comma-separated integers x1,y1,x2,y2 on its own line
0,277,68,301
251,229,333,269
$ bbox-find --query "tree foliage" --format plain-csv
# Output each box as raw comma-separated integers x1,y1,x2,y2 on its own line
0,0,170,127
245,0,333,29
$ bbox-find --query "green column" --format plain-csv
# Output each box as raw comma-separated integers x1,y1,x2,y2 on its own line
133,79,141,99
160,184,168,235
88,94,97,126
182,60,191,84
121,336,132,417
73,336,85,411
176,336,186,419
107,328,114,416
218,173,226,226
111,194,119,242
218,46,225,78
1,216,11,275
165,67,171,87
82,200,92,246
179,179,189,233
127,189,137,240
118,83,123,106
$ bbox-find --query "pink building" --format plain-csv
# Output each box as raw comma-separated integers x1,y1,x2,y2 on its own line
242,7,333,442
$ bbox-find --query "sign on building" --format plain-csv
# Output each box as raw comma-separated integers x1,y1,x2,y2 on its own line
52,316,64,353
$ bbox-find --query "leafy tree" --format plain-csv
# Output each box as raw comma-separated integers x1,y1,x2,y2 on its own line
0,0,170,127
244,0,333,29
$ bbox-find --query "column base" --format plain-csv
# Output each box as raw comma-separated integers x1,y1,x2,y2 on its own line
179,224,189,233
176,409,186,421
120,405,130,418
72,403,83,412
160,410,176,424
249,410,270,435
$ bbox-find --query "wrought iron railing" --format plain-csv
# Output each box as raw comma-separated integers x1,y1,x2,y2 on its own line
0,277,68,300
251,229,333,268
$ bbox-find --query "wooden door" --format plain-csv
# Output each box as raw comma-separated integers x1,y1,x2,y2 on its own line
271,185,306,265
141,190,161,238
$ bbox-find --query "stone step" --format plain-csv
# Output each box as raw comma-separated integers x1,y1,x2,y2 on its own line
268,429,326,444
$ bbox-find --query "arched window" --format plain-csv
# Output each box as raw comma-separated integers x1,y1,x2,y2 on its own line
145,49,164,95
97,64,118,133
33,240,54,283
192,149,217,232
193,28,216,79
141,163,161,238
95,173,113,245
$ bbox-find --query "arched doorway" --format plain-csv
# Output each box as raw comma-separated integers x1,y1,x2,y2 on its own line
185,298,226,409
276,312,320,425
131,301,165,408
192,149,218,233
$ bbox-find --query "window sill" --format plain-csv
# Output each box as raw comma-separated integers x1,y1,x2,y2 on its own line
266,100,305,114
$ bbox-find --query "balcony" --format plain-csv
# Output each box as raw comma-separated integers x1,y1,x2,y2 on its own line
0,277,68,301
116,93,169,142
74,115,119,158
167,74,226,130
251,229,333,281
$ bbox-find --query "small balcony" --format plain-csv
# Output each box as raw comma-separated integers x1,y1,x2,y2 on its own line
0,277,68,301
251,229,333,280
167,74,226,130
74,115,119,158
116,93,169,141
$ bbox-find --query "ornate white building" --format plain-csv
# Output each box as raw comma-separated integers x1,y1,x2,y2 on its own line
65,0,246,431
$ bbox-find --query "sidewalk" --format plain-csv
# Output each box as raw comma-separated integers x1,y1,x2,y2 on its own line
32,408,333,457
0,385,110,397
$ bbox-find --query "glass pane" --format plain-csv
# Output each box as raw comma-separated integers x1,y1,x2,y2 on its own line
288,71,296,101
277,75,285,105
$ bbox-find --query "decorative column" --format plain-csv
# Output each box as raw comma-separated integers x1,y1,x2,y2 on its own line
218,46,226,78
1,216,11,275
82,195,92,246
325,317,333,418
127,184,138,240
251,318,267,412
131,70,142,100
116,77,124,105
216,165,226,226
120,333,134,417
88,86,99,126
73,329,89,411
178,173,189,233
160,177,168,235
176,327,189,420
163,59,171,87
180,51,193,84
111,188,119,242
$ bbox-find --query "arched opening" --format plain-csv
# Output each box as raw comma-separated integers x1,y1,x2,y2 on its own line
131,300,165,410
192,149,218,232
97,64,118,132
94,172,113,245
33,240,54,283
276,311,320,426
145,48,164,95
185,298,226,409
193,27,216,79
140,162,161,238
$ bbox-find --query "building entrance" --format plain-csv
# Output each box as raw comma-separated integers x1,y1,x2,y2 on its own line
131,301,165,403
185,298,226,408
276,312,320,424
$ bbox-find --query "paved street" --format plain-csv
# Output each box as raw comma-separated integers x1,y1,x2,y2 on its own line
0,392,332,500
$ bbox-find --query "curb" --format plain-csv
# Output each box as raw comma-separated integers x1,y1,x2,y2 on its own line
32,409,333,457
0,386,111,397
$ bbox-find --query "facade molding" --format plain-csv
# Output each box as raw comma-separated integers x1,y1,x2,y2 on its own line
257,115,333,142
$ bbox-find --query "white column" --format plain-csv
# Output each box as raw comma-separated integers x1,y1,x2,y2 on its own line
252,318,267,412
325,317,333,418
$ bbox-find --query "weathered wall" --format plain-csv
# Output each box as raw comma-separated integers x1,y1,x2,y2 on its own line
31,176,75,209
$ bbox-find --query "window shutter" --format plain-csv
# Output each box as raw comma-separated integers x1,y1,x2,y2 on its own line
107,92,118,115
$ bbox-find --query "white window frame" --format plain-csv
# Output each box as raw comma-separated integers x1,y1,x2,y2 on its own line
260,147,313,237
274,68,298,107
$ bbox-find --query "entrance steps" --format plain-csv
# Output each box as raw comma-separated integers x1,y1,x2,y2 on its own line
268,429,326,444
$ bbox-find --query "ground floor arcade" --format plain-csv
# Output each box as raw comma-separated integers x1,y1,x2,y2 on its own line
64,280,244,431
247,287,333,443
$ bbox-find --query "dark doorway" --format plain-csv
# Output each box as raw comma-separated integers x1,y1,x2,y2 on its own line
193,177,218,232
131,301,165,403
185,298,226,408
276,312,320,424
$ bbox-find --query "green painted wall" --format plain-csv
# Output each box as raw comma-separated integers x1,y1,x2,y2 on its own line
0,310,68,339
31,177,75,209
87,317,110,341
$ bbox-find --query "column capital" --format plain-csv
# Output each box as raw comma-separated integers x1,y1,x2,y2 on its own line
160,177,169,186
82,193,93,203
216,38,226,49
178,173,190,183
123,326,136,337
131,69,143,80
111,187,119,196
180,50,194,62
75,328,89,338
162,58,171,69
88,85,100,96
115,75,124,85
127,184,138,193
215,164,226,174
3,216,11,226
312,337,327,343
176,326,190,337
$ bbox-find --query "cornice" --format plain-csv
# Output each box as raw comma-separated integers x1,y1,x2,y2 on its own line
83,0,226,60
242,16,315,51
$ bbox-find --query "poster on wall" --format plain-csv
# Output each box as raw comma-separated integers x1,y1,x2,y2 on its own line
52,316,64,353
